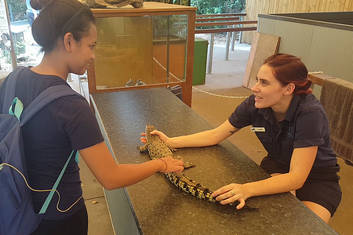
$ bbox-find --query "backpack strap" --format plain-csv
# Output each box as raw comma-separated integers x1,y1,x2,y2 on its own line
9,97,24,120
20,84,80,126
39,150,77,214
2,66,25,114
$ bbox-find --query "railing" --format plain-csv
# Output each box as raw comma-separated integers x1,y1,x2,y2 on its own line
196,17,240,22
195,13,257,73
195,20,257,27
196,13,247,18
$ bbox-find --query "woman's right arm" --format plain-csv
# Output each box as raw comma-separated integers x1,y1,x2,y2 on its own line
79,142,184,190
151,120,239,149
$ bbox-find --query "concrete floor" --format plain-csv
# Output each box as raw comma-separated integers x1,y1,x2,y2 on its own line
77,42,353,235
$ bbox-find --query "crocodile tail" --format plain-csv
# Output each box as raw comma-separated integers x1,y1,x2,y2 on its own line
165,173,216,203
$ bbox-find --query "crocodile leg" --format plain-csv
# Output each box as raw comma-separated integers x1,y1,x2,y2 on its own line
175,156,195,169
138,144,148,153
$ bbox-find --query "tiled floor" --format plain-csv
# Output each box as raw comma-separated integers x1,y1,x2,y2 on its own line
77,42,352,234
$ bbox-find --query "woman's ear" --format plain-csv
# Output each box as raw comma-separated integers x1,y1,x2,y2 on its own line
63,32,74,52
285,82,295,95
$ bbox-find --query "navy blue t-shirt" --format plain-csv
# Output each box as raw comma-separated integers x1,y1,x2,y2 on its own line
229,94,337,170
0,67,104,220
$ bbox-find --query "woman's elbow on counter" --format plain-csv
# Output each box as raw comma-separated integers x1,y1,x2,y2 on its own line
288,174,306,191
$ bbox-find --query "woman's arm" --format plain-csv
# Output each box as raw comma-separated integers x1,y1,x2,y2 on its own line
79,142,184,190
212,146,318,209
148,120,239,149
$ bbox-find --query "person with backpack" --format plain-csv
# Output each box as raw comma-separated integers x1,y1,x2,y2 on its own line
0,0,184,234
141,54,342,223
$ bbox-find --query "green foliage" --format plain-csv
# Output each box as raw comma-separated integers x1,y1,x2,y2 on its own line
144,0,245,13
144,0,190,6
7,0,27,22
191,0,245,14
13,34,25,55
152,15,188,39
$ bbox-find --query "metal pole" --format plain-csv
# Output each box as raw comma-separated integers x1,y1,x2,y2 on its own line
231,23,236,51
225,32,231,60
3,0,17,70
207,33,214,74
239,15,243,43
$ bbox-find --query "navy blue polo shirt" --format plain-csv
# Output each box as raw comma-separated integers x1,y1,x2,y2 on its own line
229,94,337,170
0,67,104,220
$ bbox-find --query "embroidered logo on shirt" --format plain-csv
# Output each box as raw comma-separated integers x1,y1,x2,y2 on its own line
251,127,266,132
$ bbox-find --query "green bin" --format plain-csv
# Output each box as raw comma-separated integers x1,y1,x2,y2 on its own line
192,38,208,85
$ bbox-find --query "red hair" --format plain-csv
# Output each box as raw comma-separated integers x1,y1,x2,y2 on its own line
264,54,312,95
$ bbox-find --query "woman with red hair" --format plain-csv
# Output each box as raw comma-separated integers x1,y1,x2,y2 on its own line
142,53,341,223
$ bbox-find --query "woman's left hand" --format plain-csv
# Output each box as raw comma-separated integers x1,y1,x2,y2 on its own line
211,183,250,209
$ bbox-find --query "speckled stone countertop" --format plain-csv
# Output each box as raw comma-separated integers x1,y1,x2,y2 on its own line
91,88,338,235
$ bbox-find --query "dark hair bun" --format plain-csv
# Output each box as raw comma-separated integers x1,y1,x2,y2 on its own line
30,0,54,10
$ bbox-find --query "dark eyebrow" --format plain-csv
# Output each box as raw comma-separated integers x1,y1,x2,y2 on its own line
257,77,269,84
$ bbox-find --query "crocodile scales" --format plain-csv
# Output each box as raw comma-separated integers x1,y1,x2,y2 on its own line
139,125,216,203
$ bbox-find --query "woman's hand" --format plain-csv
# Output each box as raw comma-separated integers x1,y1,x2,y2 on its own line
140,130,171,146
211,183,250,209
158,157,184,173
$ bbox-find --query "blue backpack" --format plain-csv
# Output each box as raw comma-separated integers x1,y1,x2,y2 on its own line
0,67,79,235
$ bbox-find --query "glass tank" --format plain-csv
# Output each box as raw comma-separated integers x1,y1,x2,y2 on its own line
88,2,196,106
94,14,188,89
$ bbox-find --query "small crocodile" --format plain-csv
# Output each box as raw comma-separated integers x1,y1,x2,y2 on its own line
81,0,143,8
139,124,216,202
139,125,259,212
